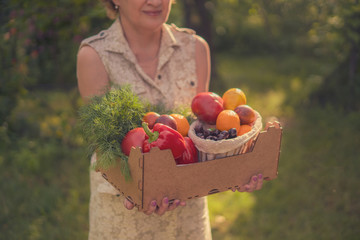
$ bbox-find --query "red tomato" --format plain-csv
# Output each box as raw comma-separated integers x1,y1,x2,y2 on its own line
191,92,224,125
121,127,146,156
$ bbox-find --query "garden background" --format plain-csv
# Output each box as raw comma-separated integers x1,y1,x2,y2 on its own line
1,0,359,239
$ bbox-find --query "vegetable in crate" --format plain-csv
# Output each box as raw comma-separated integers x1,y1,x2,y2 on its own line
222,88,247,110
234,104,256,125
142,112,160,129
191,92,224,125
170,113,190,137
142,122,186,159
155,114,178,130
121,127,146,156
176,137,198,165
78,85,145,180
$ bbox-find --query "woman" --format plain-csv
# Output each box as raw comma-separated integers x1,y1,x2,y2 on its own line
77,0,263,239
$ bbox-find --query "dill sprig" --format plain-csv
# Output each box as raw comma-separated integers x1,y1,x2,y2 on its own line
78,85,146,180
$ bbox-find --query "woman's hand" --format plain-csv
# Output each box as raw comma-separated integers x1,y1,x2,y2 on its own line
232,174,264,192
123,197,186,216
123,174,263,214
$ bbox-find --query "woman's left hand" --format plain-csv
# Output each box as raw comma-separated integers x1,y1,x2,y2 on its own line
232,174,264,192
123,197,186,216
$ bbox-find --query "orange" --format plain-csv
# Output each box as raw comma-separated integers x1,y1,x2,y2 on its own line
222,88,247,110
238,124,252,136
216,110,241,131
170,113,190,137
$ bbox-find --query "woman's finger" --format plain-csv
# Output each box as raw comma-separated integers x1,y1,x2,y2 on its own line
123,198,135,210
247,175,258,192
237,184,249,192
155,197,169,216
255,174,263,190
144,200,157,215
167,199,180,211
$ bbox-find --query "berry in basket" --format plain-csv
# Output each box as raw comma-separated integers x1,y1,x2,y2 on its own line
194,125,239,141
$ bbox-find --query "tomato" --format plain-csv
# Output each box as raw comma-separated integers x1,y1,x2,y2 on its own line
121,127,146,156
191,92,224,125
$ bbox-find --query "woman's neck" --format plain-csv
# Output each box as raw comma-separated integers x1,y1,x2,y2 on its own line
120,17,162,63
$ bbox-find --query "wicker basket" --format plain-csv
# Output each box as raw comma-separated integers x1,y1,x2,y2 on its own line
188,111,263,161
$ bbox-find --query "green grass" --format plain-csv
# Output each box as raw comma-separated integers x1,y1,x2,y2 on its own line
208,54,360,239
1,54,359,239
209,107,360,240
210,53,336,119
0,90,90,240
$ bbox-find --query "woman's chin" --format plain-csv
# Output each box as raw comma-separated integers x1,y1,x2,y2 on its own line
140,21,165,31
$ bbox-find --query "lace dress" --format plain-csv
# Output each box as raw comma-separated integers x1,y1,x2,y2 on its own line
80,19,212,240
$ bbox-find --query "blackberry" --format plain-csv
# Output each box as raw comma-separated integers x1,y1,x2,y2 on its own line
206,135,218,141
196,132,205,139
219,130,229,139
203,129,211,138
194,125,203,134
228,128,237,138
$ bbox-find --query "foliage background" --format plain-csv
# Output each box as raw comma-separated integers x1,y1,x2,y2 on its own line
1,0,359,239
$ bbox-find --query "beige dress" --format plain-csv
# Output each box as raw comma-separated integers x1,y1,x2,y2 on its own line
80,19,212,240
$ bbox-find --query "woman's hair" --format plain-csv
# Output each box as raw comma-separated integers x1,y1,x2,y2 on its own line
100,0,118,19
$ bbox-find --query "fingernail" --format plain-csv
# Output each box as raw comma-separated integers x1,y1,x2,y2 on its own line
253,176,258,182
164,197,169,204
151,200,157,206
258,174,263,179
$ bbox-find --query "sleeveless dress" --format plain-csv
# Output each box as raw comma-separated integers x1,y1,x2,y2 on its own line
80,19,212,240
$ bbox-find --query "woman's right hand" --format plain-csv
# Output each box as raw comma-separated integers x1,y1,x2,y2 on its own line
123,197,186,216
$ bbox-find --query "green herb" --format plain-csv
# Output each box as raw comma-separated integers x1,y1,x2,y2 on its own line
78,85,146,181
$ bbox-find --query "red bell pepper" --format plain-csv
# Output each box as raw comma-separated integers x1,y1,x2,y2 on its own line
142,122,186,159
176,137,198,165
